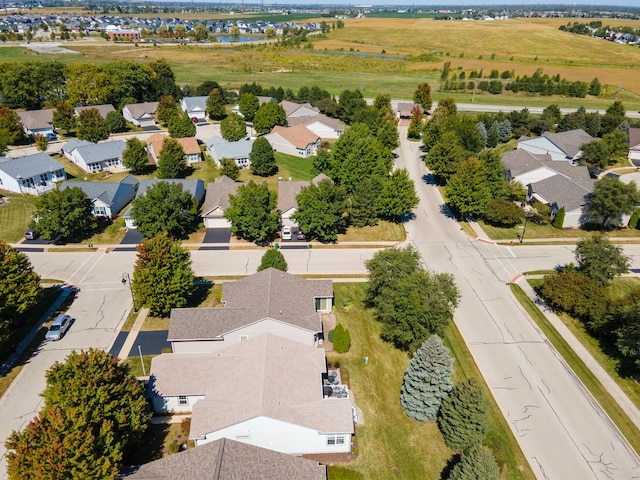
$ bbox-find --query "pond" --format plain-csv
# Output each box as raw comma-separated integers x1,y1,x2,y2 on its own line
216,35,265,43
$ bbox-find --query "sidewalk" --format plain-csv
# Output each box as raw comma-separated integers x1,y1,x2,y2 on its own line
514,276,640,431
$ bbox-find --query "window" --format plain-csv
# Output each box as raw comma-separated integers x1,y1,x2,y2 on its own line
327,434,345,446
178,396,188,406
315,297,330,312
93,206,107,217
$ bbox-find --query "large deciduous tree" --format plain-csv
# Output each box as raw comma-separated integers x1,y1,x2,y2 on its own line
252,102,286,134
400,335,454,422
6,349,150,479
132,232,194,316
220,112,247,141
130,181,196,239
105,110,127,133
157,138,187,179
65,63,116,105
157,95,179,126
445,157,492,217
413,82,433,111
377,168,419,221
250,137,278,177
292,179,347,242
426,130,467,181
224,181,280,244
586,176,639,229
33,187,97,242
238,93,260,120
438,378,490,453
206,88,227,119
575,235,630,286
0,107,25,145
76,108,109,143
257,249,288,272
122,137,149,174
168,112,196,138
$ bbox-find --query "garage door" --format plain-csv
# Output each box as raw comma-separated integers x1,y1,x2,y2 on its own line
204,217,231,228
139,118,156,128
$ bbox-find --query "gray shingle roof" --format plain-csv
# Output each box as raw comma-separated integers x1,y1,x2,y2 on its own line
630,127,640,149
287,113,346,132
0,152,64,179
201,175,242,216
503,149,590,181
61,138,93,153
124,101,158,119
530,175,594,211
279,100,319,117
540,129,594,158
181,96,208,113
74,140,126,165
168,269,331,342
18,109,54,131
206,136,254,161
123,438,327,480
149,333,354,438
74,104,115,119
59,175,138,211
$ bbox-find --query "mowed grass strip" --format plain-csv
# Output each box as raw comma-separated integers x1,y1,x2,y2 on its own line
0,192,38,242
510,283,640,455
327,283,534,479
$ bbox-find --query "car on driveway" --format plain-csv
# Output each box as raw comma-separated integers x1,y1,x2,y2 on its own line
282,226,292,240
46,314,72,341
24,229,39,240
296,230,307,241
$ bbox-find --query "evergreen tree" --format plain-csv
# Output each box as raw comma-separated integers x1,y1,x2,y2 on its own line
400,335,454,422
121,137,148,174
157,138,187,178
486,121,500,148
332,323,351,353
257,249,288,272
498,119,512,142
250,137,278,177
377,168,419,221
220,113,247,141
475,122,487,148
449,446,501,480
438,378,490,453
348,177,381,227
132,232,194,316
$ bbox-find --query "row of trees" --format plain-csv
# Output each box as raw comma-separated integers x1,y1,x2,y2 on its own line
399,325,499,477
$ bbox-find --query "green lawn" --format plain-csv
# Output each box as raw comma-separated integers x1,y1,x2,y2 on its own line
510,283,640,456
326,283,534,480
0,192,39,242
480,219,640,242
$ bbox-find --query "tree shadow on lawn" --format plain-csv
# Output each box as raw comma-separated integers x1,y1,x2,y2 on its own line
123,423,170,466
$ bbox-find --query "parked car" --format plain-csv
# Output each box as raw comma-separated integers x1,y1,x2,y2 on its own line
45,314,71,341
282,226,292,240
296,230,307,241
45,132,57,141
24,229,39,240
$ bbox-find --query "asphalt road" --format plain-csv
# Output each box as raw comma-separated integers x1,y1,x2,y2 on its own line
396,125,640,479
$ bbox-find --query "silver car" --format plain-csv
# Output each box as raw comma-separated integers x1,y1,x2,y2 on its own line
46,314,71,341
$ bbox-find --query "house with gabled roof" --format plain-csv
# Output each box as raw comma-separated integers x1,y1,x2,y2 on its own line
180,96,208,121
122,101,158,127
146,133,201,165
201,175,243,228
287,114,346,140
122,437,327,480
278,173,330,228
264,125,320,158
122,179,205,229
147,333,355,455
517,128,593,164
74,104,115,119
628,127,640,167
58,175,138,218
18,109,55,137
0,152,66,195
66,139,126,173
396,102,422,119
231,96,276,117
168,268,333,353
280,100,320,119
206,135,254,168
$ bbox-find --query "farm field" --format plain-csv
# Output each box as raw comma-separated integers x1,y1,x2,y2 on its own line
2,17,640,108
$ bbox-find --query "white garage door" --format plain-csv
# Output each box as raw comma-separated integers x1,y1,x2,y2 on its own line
204,217,231,228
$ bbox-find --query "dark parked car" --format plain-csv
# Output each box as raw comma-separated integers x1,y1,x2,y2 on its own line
24,229,39,240
296,231,307,241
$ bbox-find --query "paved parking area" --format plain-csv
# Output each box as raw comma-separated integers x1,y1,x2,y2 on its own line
127,330,170,357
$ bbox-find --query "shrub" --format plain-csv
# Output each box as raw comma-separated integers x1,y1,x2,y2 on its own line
333,323,351,353
328,329,335,342
482,198,524,227
629,209,640,229
552,206,565,228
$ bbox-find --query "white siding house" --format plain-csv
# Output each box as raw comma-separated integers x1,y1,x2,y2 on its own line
58,175,138,218
180,96,208,121
287,114,346,140
629,128,640,165
0,153,66,195
122,102,158,127
206,136,254,168
67,140,126,173
264,125,320,158
278,174,330,228
517,129,593,163
201,175,242,228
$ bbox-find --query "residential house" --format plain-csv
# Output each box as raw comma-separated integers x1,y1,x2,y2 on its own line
280,100,320,119
122,178,205,229
287,114,346,140
147,333,355,454
74,104,115,119
503,148,595,227
396,102,422,119
517,128,593,164
168,268,333,353
146,133,201,165
123,437,327,480
180,96,208,121
122,102,158,127
18,109,55,137
628,127,640,167
201,175,242,228
61,139,93,160
66,140,126,173
206,136,255,168
231,96,276,116
264,125,320,158
0,152,66,195
278,173,330,228
58,175,138,218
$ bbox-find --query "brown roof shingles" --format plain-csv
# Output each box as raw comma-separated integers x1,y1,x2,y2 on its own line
271,125,320,148
201,175,242,216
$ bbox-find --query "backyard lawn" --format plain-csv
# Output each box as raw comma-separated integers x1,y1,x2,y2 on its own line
326,283,534,480
0,193,38,242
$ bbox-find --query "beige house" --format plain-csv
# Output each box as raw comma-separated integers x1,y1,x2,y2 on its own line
287,114,346,140
201,175,243,228
122,101,158,127
146,133,201,165
278,173,330,228
168,268,333,353
264,125,320,158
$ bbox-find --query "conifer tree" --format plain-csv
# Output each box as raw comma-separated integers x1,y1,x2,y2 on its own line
400,335,454,422
449,446,501,480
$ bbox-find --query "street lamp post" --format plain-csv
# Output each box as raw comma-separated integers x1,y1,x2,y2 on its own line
519,212,531,244
121,273,136,311
138,345,146,376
